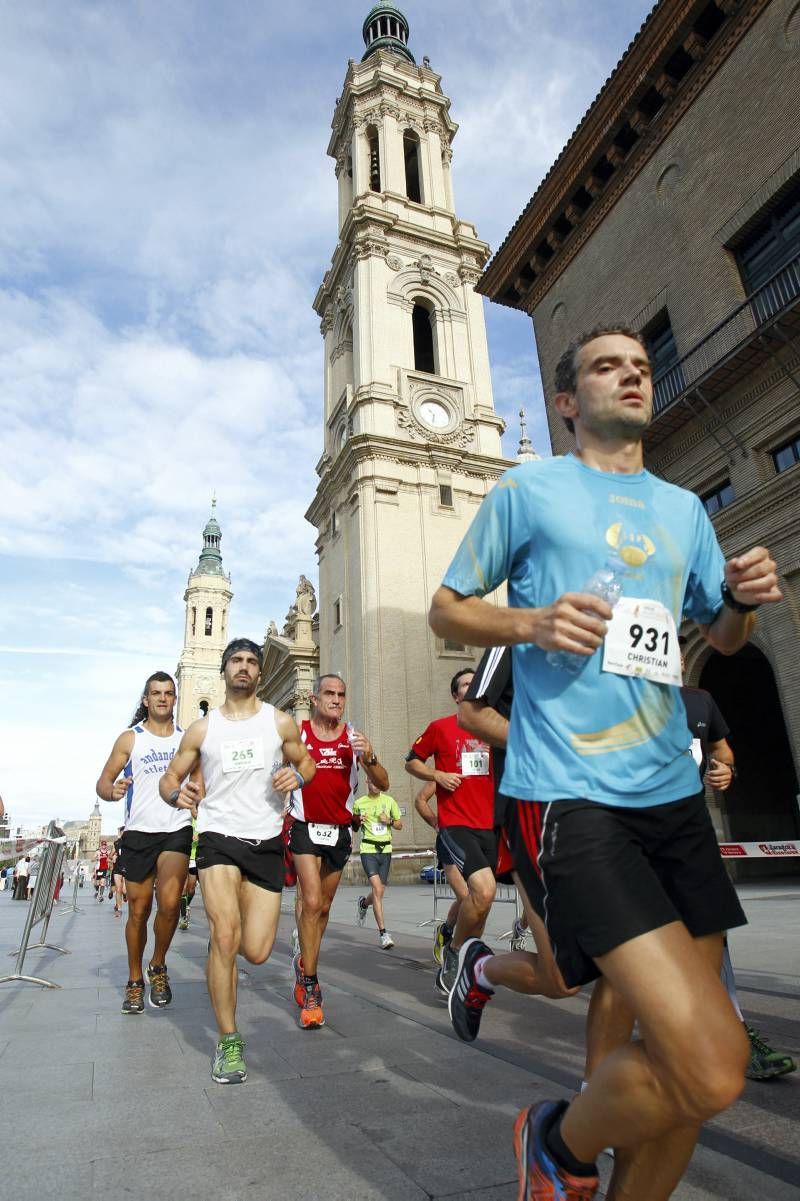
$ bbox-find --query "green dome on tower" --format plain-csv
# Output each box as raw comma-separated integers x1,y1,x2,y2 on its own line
195,496,225,577
362,2,415,64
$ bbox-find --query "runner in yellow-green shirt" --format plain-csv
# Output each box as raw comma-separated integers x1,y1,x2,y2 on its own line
179,819,199,930
353,782,402,948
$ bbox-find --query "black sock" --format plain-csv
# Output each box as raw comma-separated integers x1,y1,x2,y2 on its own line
544,1105,596,1178
442,922,453,937
379,928,386,935
186,891,194,908
180,896,187,918
302,973,318,988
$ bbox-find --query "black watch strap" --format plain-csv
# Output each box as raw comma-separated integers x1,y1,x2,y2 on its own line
721,582,759,613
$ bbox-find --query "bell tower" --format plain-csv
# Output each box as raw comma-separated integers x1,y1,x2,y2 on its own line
307,4,512,819
175,499,233,728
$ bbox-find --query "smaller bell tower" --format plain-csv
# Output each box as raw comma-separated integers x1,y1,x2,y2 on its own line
175,499,233,728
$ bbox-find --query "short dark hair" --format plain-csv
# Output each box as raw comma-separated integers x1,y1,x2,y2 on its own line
553,325,648,434
450,668,474,698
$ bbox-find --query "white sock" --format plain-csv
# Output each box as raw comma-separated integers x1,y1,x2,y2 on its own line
474,955,495,992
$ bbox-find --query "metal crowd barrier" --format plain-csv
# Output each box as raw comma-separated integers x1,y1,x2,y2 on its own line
418,864,523,944
0,822,69,989
55,864,84,917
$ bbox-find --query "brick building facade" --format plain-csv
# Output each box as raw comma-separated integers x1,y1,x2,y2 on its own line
480,0,800,872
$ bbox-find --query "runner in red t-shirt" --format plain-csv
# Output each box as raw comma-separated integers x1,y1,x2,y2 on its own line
287,673,388,1029
405,669,497,996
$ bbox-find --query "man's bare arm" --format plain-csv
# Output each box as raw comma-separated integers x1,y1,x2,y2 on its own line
702,546,781,654
429,586,612,656
706,737,734,791
405,755,461,793
459,699,509,749
96,730,135,801
159,720,207,809
414,781,438,830
274,710,316,791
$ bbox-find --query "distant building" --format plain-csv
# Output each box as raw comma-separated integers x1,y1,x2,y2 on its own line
479,0,800,871
175,499,233,729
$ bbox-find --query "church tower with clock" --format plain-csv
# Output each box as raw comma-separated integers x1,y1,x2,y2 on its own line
307,4,512,819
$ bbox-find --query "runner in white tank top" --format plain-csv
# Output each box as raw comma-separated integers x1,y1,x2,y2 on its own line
96,671,195,1015
160,638,315,1085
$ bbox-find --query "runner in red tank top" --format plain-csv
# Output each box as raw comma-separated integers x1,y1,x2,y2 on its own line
287,673,388,1029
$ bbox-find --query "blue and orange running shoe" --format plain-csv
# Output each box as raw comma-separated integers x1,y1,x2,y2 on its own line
513,1101,598,1201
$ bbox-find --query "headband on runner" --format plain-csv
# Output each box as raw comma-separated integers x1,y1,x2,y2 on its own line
220,638,264,673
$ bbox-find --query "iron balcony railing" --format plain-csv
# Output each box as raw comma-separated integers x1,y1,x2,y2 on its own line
652,253,800,416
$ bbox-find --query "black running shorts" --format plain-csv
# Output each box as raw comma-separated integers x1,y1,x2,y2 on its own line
360,852,392,884
195,831,283,892
502,799,546,919
519,791,747,989
436,826,498,881
116,827,192,884
289,820,352,872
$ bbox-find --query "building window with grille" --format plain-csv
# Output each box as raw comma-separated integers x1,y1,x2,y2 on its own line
191,606,196,637
205,606,213,636
438,483,453,508
642,309,684,410
736,180,800,295
334,596,343,630
701,480,735,516
772,434,800,474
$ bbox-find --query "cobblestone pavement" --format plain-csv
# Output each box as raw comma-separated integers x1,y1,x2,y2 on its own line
1,877,798,1199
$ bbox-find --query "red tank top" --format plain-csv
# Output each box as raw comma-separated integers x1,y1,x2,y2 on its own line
290,721,359,825
98,853,109,871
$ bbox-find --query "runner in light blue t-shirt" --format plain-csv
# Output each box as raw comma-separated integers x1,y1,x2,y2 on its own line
429,326,782,1201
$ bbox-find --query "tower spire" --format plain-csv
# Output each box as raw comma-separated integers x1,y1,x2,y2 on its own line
516,408,540,462
195,496,224,576
362,3,415,64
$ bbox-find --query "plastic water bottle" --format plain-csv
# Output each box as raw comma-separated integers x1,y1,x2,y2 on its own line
546,557,625,675
345,721,356,745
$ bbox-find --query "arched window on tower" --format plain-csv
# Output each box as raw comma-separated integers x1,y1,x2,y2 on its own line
199,700,209,717
412,302,436,374
366,125,381,192
191,607,196,637
205,607,213,636
403,131,422,203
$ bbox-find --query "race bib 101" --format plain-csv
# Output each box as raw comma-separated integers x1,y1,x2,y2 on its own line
221,738,266,774
602,597,682,686
460,750,490,777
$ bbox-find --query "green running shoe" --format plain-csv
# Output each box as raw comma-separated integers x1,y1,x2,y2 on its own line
745,1023,797,1080
211,1033,248,1084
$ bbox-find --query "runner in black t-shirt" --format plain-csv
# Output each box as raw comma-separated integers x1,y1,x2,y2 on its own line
446,648,577,1042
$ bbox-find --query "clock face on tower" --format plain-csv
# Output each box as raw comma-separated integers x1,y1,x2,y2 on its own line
419,400,450,429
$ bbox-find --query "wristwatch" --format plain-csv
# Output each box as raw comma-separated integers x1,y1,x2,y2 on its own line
721,581,759,613
363,753,378,766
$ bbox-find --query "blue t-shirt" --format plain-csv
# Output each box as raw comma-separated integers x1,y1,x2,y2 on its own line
442,455,725,808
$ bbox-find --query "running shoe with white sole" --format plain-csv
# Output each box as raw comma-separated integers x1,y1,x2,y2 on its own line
178,916,189,931
211,1033,247,1084
379,931,394,949
146,962,172,1008
513,1100,598,1200
356,895,368,927
121,980,145,1015
449,938,494,1042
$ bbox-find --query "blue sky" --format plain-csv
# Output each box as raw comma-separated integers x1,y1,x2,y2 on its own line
0,1,654,829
